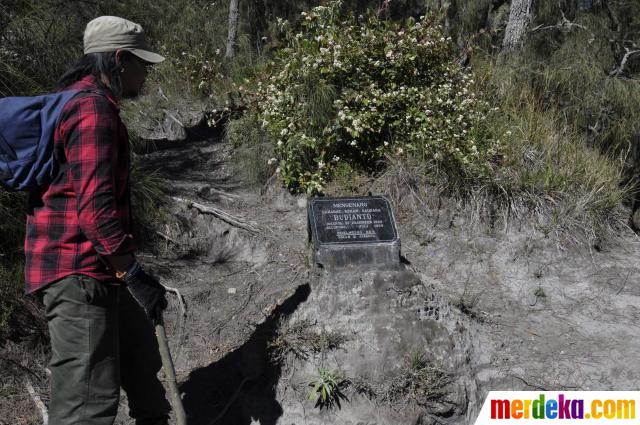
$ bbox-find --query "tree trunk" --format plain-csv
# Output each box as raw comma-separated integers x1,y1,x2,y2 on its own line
502,0,534,51
226,0,240,59
251,0,267,55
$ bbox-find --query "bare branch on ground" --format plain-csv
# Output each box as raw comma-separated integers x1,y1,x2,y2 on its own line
609,48,640,78
155,230,185,246
172,196,261,233
162,284,188,317
25,378,48,425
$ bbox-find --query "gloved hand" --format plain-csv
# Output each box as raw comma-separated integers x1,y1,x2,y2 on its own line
123,262,168,322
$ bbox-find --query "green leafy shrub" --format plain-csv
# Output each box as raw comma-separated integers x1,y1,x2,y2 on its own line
256,1,502,194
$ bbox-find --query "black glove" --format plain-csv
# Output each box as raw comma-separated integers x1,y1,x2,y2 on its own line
124,262,168,322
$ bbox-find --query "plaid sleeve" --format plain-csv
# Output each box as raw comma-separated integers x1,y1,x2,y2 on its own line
62,95,135,256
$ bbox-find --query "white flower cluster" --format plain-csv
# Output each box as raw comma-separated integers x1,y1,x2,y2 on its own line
255,0,501,193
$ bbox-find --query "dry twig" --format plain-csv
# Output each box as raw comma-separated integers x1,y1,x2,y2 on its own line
155,230,184,246
162,284,188,317
25,378,48,425
530,11,590,34
609,48,640,78
160,284,187,362
172,196,260,233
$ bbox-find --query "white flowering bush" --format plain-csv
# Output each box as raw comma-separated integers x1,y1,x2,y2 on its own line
256,1,502,194
160,45,226,96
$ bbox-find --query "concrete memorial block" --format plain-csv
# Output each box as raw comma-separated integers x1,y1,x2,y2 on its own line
308,196,401,270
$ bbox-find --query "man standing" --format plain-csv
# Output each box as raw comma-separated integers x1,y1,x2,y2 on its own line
25,16,172,425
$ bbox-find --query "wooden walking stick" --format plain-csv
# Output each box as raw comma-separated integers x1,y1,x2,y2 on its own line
155,313,188,425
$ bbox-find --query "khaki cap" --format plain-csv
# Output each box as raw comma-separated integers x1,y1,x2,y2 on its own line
84,16,165,63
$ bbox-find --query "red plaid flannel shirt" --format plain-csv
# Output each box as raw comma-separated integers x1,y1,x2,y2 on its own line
24,75,135,293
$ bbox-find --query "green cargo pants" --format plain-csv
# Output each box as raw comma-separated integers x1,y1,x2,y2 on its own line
42,274,171,425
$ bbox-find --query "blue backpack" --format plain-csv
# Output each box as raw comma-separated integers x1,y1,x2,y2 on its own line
0,90,96,191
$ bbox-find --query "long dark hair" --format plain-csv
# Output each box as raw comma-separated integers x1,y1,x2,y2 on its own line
58,51,127,98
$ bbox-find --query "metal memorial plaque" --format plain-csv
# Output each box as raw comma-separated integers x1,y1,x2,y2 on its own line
308,196,400,270
309,197,398,244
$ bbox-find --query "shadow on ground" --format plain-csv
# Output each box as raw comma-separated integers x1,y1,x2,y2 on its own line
180,283,311,425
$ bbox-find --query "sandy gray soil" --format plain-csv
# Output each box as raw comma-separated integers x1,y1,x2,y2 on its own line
107,130,640,425
0,126,627,425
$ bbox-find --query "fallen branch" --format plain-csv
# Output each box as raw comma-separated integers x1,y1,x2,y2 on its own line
530,11,591,40
509,374,548,391
162,284,187,317
172,196,260,233
25,378,48,425
164,111,186,128
609,48,640,78
155,231,184,246
530,20,588,33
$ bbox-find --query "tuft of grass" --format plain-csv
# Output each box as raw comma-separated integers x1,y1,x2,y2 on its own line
410,348,429,370
0,191,25,256
226,112,277,188
534,287,547,299
0,262,25,334
381,351,451,407
474,55,630,243
129,163,169,247
307,367,349,410
0,189,27,333
451,282,483,321
269,318,348,363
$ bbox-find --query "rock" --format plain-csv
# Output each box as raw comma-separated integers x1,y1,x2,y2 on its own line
272,269,474,424
142,109,204,142
124,90,210,143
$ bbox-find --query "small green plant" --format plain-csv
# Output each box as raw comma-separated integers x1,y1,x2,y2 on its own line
534,287,546,299
410,349,428,370
307,367,348,410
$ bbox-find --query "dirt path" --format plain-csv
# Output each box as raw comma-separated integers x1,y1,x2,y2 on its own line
115,134,311,424
113,133,640,425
